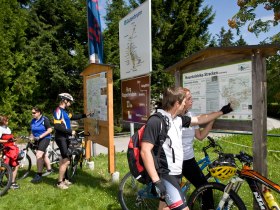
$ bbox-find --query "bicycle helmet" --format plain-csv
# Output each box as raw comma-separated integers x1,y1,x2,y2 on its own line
208,154,237,180
58,93,74,102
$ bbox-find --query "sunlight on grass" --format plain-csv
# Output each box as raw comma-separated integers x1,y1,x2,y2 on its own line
1,129,279,209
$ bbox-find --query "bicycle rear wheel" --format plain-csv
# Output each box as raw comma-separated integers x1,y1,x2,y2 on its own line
17,153,32,180
48,148,61,169
118,172,159,210
0,162,12,196
187,182,246,210
66,154,79,181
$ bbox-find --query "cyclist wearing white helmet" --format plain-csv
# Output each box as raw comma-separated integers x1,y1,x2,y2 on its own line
53,93,86,189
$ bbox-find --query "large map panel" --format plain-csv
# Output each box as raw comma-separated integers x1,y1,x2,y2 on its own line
86,72,107,121
183,61,252,120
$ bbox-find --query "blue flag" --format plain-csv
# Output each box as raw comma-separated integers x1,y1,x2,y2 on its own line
87,0,103,63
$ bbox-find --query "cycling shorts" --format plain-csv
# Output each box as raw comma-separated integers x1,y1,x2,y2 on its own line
37,138,51,152
55,137,70,159
161,174,187,210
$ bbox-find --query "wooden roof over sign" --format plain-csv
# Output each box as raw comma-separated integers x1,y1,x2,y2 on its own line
165,44,280,74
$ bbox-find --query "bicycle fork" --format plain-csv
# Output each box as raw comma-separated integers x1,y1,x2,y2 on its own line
217,177,244,210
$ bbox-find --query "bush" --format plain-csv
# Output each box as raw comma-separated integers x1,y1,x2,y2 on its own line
268,103,280,118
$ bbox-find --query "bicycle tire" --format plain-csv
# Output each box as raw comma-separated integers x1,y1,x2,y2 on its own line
67,154,79,180
187,182,246,210
118,172,159,210
48,148,61,169
0,162,12,196
17,153,32,180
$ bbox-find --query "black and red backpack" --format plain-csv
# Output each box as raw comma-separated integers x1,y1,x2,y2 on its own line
127,112,169,184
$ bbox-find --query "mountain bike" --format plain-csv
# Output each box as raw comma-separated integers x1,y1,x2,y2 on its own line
118,136,224,210
187,151,280,209
47,137,61,169
0,144,13,196
66,131,88,181
17,136,61,179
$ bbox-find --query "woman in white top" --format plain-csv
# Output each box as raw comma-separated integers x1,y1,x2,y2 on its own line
182,88,214,210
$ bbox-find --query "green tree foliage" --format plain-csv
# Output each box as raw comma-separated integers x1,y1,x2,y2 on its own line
216,27,235,47
263,33,280,105
0,0,36,131
0,0,88,133
211,27,247,47
228,0,280,35
234,35,247,46
151,0,214,98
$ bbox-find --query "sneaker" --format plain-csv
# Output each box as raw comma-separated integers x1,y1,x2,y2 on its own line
57,182,68,190
31,174,42,183
42,169,54,177
63,179,72,186
10,183,20,189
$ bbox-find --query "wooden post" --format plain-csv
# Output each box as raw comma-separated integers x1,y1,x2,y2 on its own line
251,49,267,176
175,69,181,87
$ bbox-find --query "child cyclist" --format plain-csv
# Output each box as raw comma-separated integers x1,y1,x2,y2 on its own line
0,115,20,189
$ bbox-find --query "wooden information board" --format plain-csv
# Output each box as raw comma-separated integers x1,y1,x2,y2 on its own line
80,63,115,173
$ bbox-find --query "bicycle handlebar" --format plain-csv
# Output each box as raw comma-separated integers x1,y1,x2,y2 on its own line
202,136,223,155
216,151,253,166
235,152,253,165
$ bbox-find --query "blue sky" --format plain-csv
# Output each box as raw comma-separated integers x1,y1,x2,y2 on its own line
98,0,279,45
203,0,279,44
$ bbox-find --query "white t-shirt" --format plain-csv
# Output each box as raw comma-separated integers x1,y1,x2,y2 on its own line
182,112,199,160
0,126,11,138
142,109,191,175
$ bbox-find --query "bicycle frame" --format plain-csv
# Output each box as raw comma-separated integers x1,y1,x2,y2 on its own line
118,136,224,210
236,166,280,209
140,137,221,198
181,153,215,192
223,165,280,210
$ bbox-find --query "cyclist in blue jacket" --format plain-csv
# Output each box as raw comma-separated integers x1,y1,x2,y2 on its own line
30,107,53,183
53,93,87,189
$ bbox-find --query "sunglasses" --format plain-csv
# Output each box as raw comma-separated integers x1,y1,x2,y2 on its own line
32,112,37,114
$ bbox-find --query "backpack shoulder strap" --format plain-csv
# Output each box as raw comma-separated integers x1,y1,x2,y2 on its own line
150,112,169,143
148,112,170,172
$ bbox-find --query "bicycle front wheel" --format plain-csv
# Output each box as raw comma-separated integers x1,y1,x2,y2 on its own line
118,172,159,210
187,182,246,210
0,162,12,196
17,153,32,180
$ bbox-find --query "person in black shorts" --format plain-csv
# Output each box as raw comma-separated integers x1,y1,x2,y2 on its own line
141,87,233,210
53,93,90,189
30,107,53,183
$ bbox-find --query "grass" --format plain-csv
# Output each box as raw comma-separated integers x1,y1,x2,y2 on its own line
1,129,280,210
0,153,126,210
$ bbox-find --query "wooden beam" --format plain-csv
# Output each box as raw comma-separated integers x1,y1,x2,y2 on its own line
252,49,267,176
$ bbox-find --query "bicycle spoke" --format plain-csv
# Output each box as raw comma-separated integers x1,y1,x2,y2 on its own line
188,182,246,210
119,173,159,210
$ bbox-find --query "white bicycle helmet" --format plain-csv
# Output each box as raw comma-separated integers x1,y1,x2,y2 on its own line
58,93,74,102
